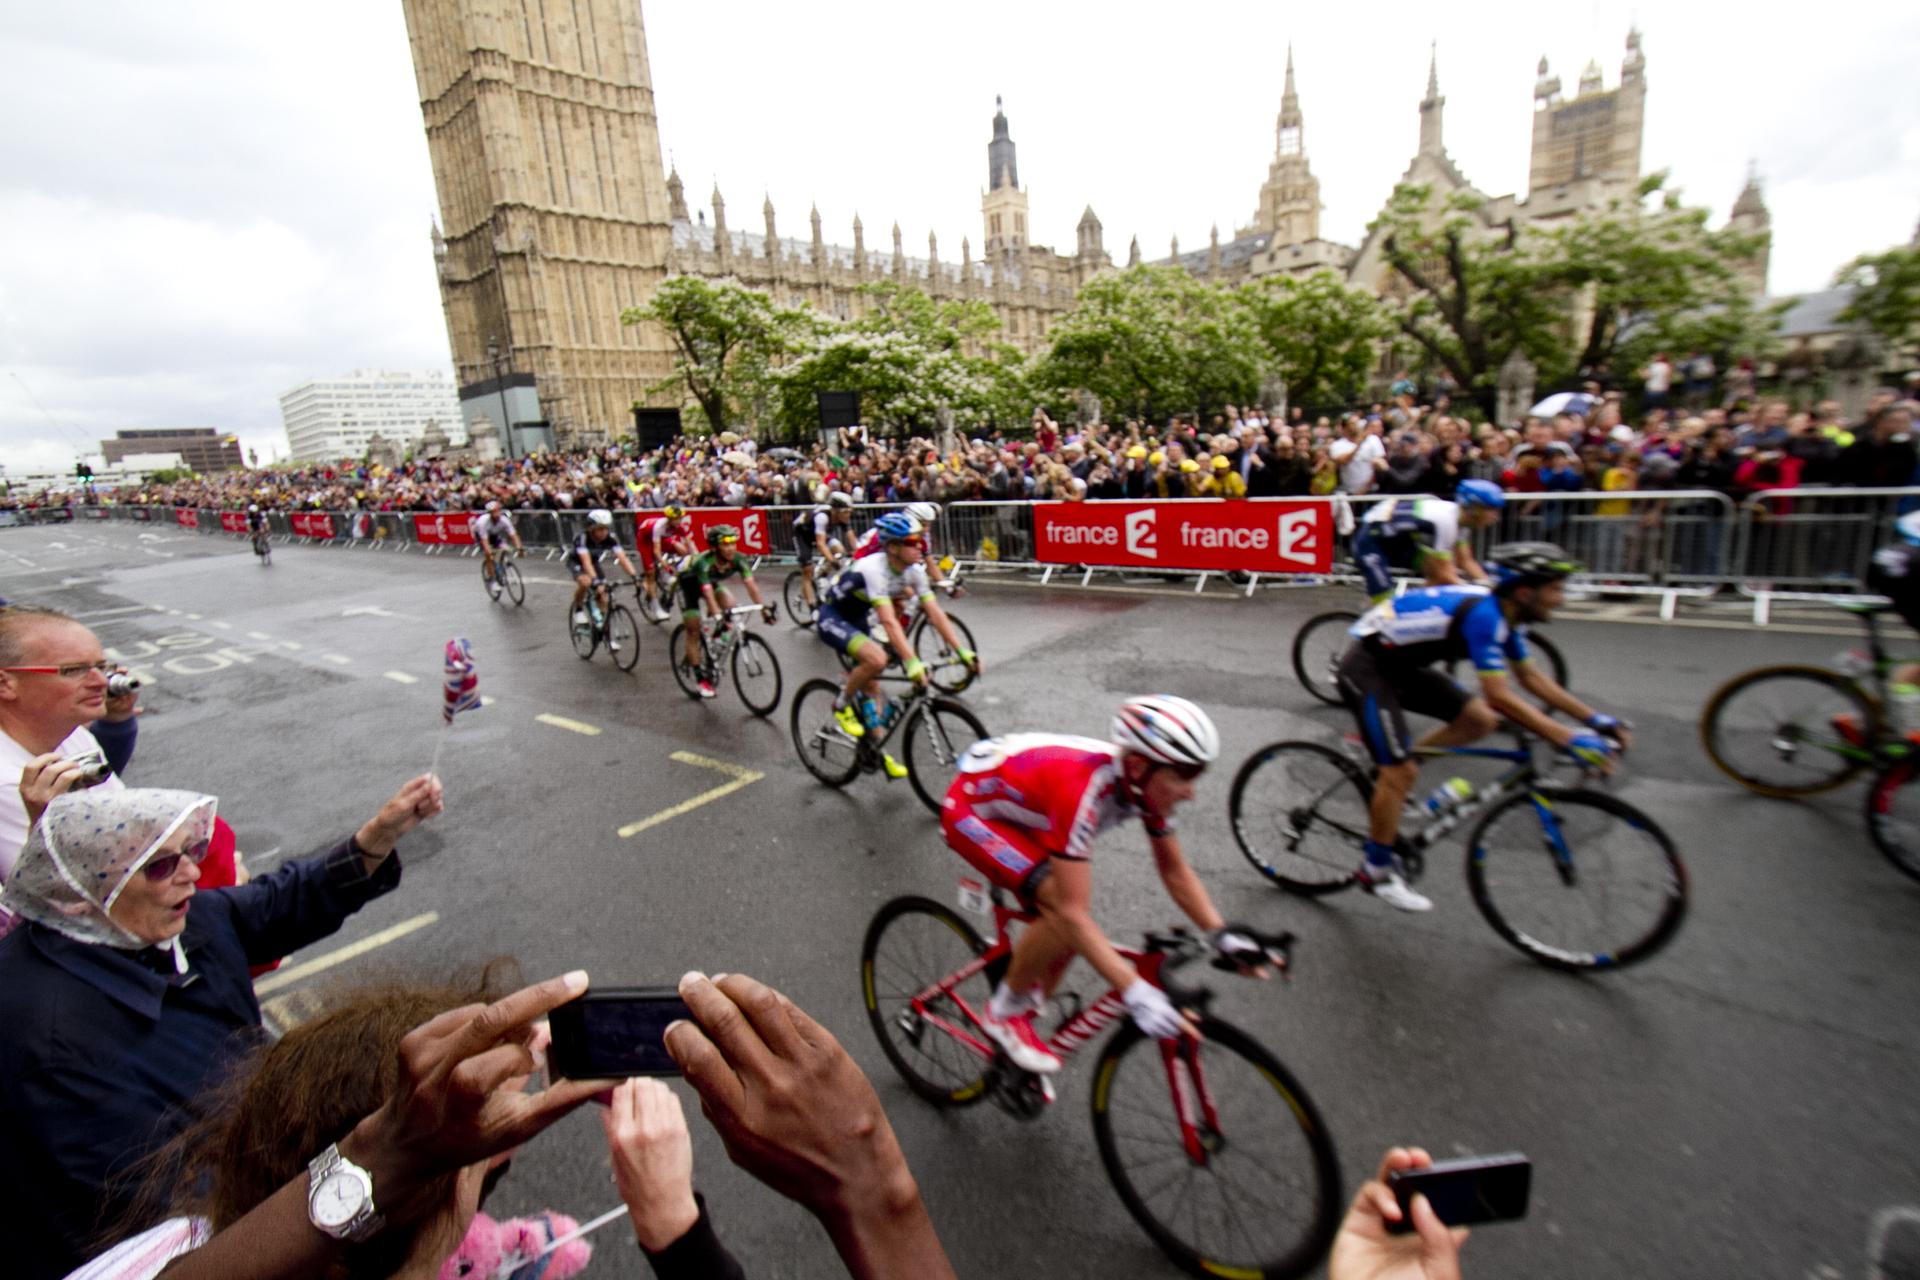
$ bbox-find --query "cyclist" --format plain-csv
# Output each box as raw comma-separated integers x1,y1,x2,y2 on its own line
1860,509,1920,733
1350,479,1504,605
245,503,269,557
941,696,1268,1075
1335,542,1630,912
852,503,963,597
469,501,523,583
793,493,855,613
816,513,978,776
569,509,639,647
676,524,776,699
635,504,693,621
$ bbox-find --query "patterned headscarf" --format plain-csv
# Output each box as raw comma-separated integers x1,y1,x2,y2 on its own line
1,788,217,955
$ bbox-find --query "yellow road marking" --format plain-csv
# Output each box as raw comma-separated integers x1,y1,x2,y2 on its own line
536,712,601,735
383,671,419,684
619,750,765,838
254,911,439,996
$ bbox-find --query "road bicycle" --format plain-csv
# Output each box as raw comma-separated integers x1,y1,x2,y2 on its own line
790,667,987,814
1229,728,1687,971
1700,602,1920,882
782,554,839,629
251,528,271,566
568,579,640,672
642,554,682,625
832,576,980,695
480,547,525,605
860,890,1340,1279
669,602,783,716
1291,605,1569,706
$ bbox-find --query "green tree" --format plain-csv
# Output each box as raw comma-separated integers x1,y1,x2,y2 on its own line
1033,265,1263,423
1835,242,1920,363
1238,271,1387,412
621,276,808,435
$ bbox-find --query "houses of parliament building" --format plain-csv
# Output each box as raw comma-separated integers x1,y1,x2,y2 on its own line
401,0,1770,444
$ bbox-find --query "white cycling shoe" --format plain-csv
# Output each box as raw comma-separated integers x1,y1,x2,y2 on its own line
1357,866,1433,912
979,1011,1062,1074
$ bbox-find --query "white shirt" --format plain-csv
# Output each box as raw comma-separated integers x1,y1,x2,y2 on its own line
1,723,125,886
1339,435,1385,493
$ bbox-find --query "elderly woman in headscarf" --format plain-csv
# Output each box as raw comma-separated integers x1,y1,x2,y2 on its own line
0,774,442,1280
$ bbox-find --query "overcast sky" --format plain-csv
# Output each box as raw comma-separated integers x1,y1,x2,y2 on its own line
2,1,1915,475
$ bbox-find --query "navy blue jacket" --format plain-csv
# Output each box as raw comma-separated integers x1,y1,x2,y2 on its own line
0,838,401,1280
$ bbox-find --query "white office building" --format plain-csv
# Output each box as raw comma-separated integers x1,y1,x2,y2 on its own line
279,370,462,461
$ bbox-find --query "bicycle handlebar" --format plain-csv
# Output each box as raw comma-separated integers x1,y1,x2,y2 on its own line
1144,925,1295,1008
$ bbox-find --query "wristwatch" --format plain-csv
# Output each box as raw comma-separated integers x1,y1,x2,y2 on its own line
307,1143,384,1242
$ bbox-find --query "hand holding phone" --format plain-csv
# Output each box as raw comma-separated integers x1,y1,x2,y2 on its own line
1386,1152,1531,1234
549,987,693,1079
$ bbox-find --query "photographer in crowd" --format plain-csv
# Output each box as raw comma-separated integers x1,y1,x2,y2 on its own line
0,776,443,1280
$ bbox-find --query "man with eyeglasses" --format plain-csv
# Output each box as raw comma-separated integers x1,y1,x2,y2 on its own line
0,607,143,918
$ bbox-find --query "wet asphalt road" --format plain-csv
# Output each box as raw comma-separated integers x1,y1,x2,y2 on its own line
1,520,1916,1280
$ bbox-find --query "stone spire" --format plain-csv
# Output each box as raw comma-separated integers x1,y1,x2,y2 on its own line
1578,58,1604,96
1419,43,1446,158
1077,206,1104,261
666,164,687,221
1621,25,1645,84
891,222,905,280
711,184,729,263
852,213,866,271
988,94,1018,191
928,229,939,278
1279,44,1301,133
810,204,824,267
1127,235,1141,268
1728,160,1772,294
1170,232,1180,262
1207,224,1222,277
763,194,778,261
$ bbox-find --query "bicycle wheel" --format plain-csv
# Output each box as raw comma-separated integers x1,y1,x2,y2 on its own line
1465,787,1689,971
912,612,978,694
1525,631,1571,690
859,897,998,1107
790,678,862,787
1699,664,1877,797
1227,741,1369,894
902,697,989,815
606,605,641,672
501,561,525,606
1290,611,1357,707
569,609,599,659
482,559,503,601
1866,761,1920,883
732,632,783,717
784,571,816,628
669,622,709,699
1092,1018,1342,1280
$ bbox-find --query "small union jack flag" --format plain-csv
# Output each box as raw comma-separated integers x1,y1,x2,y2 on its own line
443,637,480,724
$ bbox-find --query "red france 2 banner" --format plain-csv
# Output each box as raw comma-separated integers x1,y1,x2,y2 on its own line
1031,500,1331,574
175,509,199,529
683,507,771,556
290,513,334,538
219,512,249,533
412,512,478,545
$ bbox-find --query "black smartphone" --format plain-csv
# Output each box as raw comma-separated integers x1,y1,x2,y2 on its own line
1385,1153,1531,1234
547,987,692,1079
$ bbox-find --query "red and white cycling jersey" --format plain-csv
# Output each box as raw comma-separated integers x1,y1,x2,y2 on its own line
948,733,1171,861
637,514,689,549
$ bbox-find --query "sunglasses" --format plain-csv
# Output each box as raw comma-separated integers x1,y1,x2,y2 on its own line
141,839,210,883
3,662,115,680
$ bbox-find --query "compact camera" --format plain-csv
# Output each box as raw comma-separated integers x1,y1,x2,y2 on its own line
106,673,141,699
65,748,114,788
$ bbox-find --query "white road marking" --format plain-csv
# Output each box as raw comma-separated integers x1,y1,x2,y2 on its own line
535,712,601,735
323,653,351,665
383,671,419,684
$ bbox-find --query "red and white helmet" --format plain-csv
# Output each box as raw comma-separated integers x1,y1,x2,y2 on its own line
1111,695,1220,769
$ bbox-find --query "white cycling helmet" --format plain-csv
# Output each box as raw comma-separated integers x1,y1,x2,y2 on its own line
485,500,500,513
1111,695,1220,770
588,508,614,528
248,504,259,513
1899,510,1920,547
828,492,853,509
906,502,939,525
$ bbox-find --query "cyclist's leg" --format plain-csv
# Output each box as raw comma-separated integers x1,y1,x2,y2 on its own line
1351,530,1395,604
678,580,707,667
794,532,818,604
637,542,659,606
571,568,594,614
1337,646,1421,846
942,803,1065,1010
1409,675,1499,753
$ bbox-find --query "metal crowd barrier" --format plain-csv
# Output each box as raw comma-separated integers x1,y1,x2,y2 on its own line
36,488,1920,625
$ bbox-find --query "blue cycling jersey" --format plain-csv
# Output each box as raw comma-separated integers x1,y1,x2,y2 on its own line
1349,584,1530,673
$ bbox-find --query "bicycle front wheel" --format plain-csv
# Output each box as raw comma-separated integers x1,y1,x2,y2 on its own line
902,697,988,815
502,561,525,605
607,605,640,672
569,610,599,659
1290,611,1357,706
1465,787,1688,971
790,678,861,787
784,571,816,628
1228,741,1369,894
1092,1018,1342,1280
732,632,783,717
912,612,978,694
1526,631,1571,690
669,622,709,698
482,558,503,600
1700,664,1877,796
860,896,998,1107
1866,761,1920,883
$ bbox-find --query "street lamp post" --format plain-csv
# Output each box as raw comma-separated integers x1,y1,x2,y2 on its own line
487,336,515,461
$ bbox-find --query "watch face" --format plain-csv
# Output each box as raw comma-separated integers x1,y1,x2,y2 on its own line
313,1170,368,1228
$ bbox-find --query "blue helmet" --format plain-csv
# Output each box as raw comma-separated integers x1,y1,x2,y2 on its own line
1899,511,1920,547
1455,479,1505,511
874,512,919,543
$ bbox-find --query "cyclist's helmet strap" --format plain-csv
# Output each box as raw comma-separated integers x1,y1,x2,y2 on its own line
1487,541,1581,592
